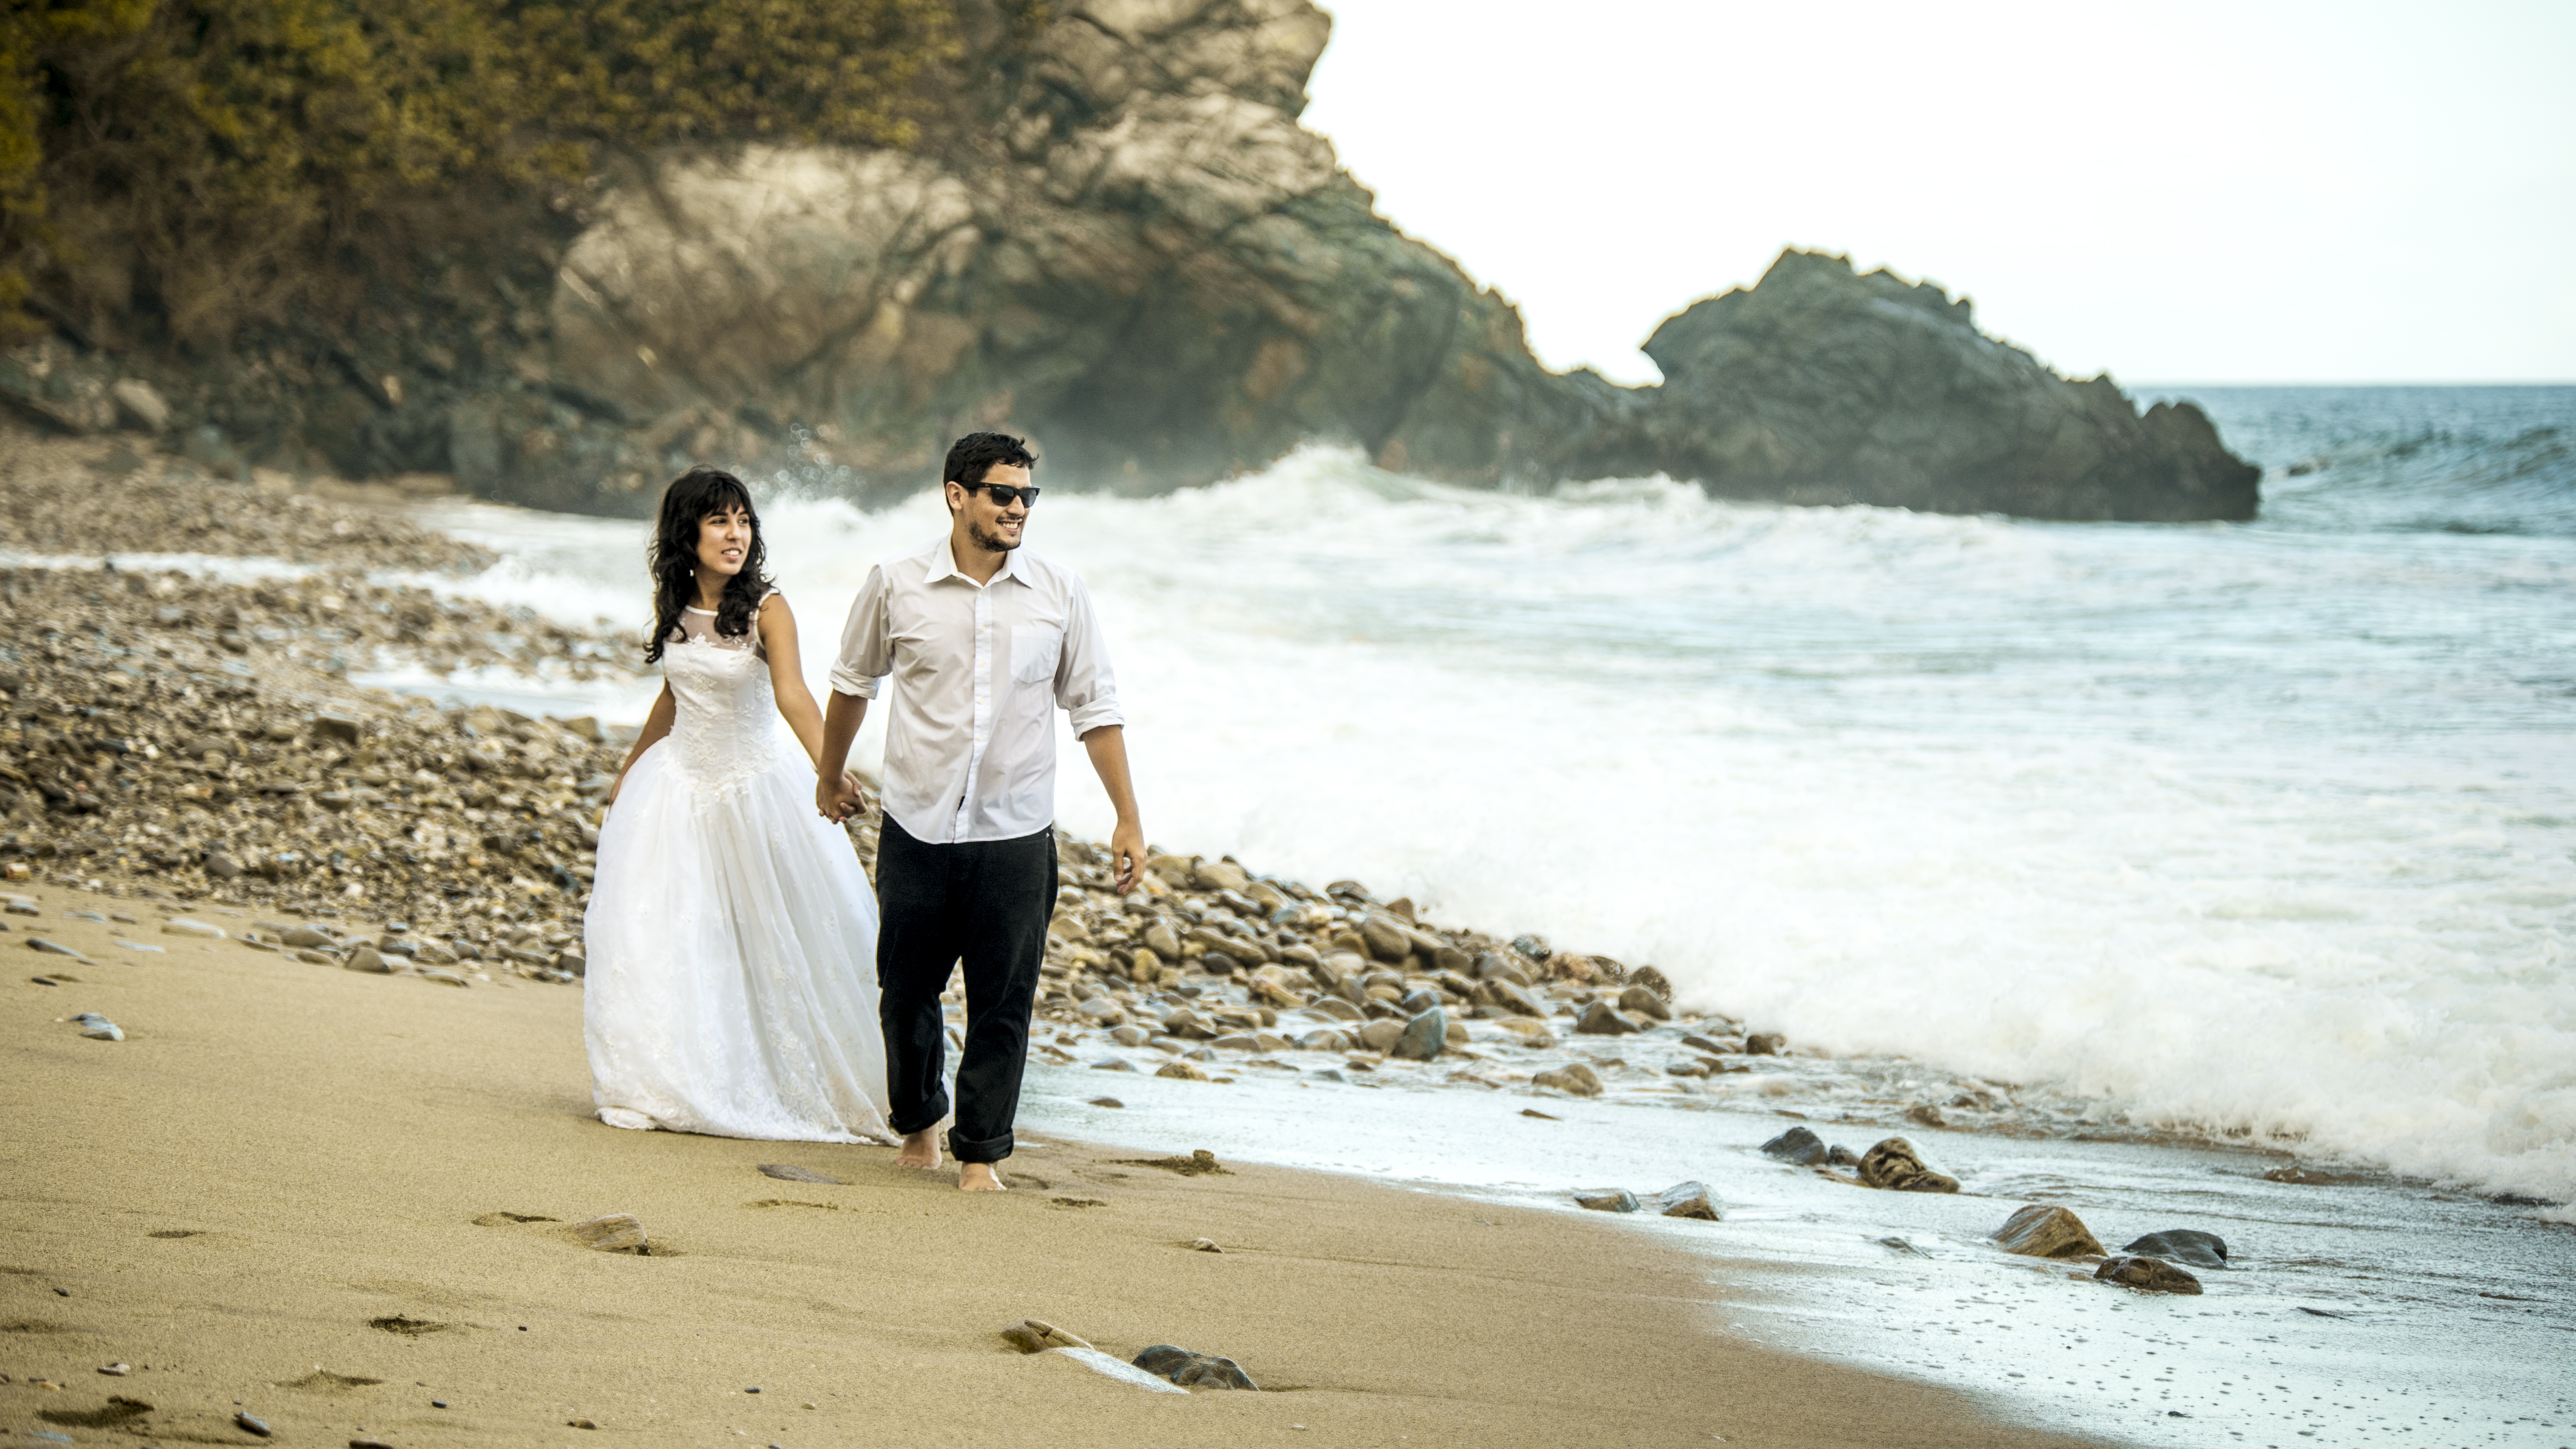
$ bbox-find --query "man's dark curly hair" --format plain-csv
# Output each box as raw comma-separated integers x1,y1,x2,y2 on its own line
943,431,1038,496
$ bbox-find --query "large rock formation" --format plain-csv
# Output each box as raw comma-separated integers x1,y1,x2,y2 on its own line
1632,249,2258,520
533,0,1622,504
0,0,2258,522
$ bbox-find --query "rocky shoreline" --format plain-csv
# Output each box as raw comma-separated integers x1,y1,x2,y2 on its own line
2,419,2440,1287
0,422,2362,1168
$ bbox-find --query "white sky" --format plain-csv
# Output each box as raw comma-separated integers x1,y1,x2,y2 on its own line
1301,0,2576,385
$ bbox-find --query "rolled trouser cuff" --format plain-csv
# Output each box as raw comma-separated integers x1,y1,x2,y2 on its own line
947,1125,1014,1164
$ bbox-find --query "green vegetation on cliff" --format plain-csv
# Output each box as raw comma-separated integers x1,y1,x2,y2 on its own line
0,0,997,349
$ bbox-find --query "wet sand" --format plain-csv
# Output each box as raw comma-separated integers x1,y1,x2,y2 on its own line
0,880,2106,1449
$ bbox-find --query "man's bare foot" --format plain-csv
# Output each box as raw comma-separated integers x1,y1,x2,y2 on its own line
895,1129,942,1170
958,1162,1008,1192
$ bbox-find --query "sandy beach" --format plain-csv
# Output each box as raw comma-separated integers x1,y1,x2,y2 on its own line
0,879,2116,1449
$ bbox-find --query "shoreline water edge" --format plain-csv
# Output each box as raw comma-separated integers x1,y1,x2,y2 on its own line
6,423,2573,1445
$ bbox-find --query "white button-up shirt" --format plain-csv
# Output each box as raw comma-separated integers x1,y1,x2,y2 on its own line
829,536,1124,845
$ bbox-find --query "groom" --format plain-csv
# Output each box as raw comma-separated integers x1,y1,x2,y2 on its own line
815,431,1146,1192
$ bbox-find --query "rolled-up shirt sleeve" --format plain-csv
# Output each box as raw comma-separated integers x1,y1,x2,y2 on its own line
828,564,893,698
1054,576,1124,736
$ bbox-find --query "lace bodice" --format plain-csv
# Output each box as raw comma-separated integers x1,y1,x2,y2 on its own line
662,599,782,792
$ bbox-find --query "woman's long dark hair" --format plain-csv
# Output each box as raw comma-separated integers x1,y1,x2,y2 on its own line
644,466,773,665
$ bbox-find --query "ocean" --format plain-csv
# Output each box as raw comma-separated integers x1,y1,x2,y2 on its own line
389,383,2573,1444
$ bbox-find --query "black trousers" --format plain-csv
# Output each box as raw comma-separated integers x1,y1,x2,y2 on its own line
874,816,1056,1163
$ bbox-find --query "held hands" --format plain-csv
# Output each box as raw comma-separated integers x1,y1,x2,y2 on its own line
816,770,870,824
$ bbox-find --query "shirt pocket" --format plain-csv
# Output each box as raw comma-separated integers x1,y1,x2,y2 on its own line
1010,622,1063,686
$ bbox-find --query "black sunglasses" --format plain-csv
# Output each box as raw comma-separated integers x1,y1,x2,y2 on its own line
959,481,1040,507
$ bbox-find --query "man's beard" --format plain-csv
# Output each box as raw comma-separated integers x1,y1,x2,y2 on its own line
968,520,1022,553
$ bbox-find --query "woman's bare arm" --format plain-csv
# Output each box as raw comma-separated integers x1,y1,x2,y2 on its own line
759,594,833,767
607,683,676,808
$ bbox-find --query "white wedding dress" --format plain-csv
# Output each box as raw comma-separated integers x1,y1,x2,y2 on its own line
583,598,895,1143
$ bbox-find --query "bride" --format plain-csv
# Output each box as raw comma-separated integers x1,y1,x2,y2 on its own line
583,465,895,1143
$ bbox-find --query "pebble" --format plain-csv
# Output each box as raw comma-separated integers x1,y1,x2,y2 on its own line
160,919,225,939
1759,1126,1829,1166
1857,1137,1960,1194
1531,1063,1603,1096
1992,1204,2106,1259
1001,1318,1096,1353
2121,1230,2229,1269
343,946,391,974
234,1412,272,1437
1573,1000,1641,1035
1656,1180,1722,1221
1520,1107,1559,1120
1743,1032,1787,1056
1155,1060,1212,1081
1574,1187,1640,1212
1131,1343,1257,1390
1089,1058,1136,1072
2096,1254,2204,1294
1086,1096,1125,1108
71,1012,123,1041
1191,1237,1222,1252
569,1213,647,1252
1108,1024,1149,1046
1354,1018,1403,1053
757,1164,845,1185
1389,1005,1446,1060
1616,984,1672,1021
27,938,86,959
97,1363,129,1376
352,1438,398,1448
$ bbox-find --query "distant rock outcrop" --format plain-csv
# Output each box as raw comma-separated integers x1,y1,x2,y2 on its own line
1629,249,2258,521
0,0,2260,523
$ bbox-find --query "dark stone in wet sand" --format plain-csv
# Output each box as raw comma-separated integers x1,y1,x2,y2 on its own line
1657,1181,1721,1220
1760,1126,1828,1166
1992,1204,2105,1259
757,1164,845,1185
1574,1000,1643,1036
1574,1188,1640,1213
2121,1230,2229,1269
1858,1137,1959,1193
1131,1344,1256,1391
1087,1096,1125,1109
1827,1144,1862,1167
1390,1006,1446,1061
2096,1255,2203,1294
1743,1032,1787,1056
